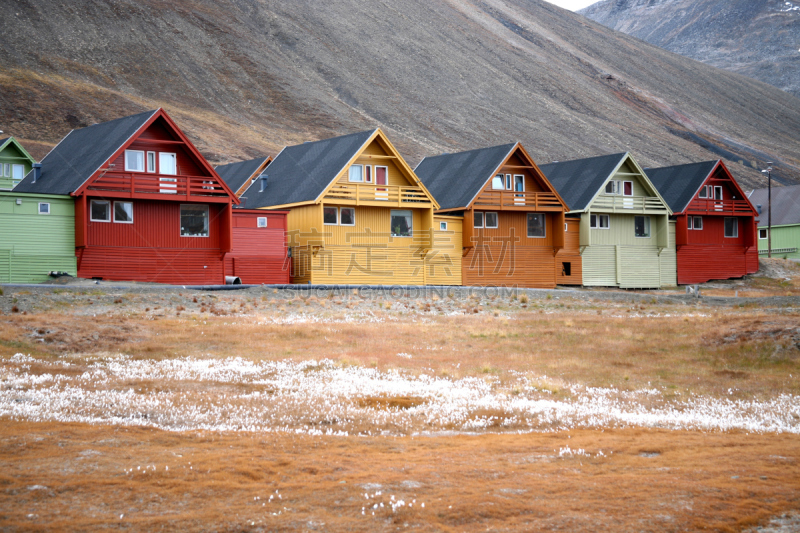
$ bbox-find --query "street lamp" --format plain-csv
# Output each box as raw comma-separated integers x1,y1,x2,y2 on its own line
761,162,773,258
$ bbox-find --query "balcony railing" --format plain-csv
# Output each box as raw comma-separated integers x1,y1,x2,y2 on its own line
87,173,231,200
323,183,432,207
472,190,563,210
591,195,666,213
686,198,753,215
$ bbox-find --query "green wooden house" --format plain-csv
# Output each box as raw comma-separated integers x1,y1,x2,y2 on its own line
748,183,800,261
0,191,77,282
539,153,676,288
0,137,35,190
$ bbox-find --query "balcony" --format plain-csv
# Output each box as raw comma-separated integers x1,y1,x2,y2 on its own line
686,198,754,215
472,190,563,211
323,183,433,208
86,173,232,202
591,195,666,213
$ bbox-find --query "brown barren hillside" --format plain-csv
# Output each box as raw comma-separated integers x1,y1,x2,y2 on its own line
1,0,799,188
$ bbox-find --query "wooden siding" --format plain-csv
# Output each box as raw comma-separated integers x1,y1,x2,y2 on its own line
79,247,223,285
292,246,427,285
677,245,757,284
0,193,76,282
463,245,557,288
757,224,800,260
428,216,462,286
225,211,289,284
556,218,582,285
87,200,223,249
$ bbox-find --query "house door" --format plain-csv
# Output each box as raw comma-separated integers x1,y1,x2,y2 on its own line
714,186,723,211
375,166,388,200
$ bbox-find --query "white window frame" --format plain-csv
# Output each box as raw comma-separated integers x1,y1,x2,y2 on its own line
38,202,50,215
440,221,447,231
714,186,723,200
124,150,145,172
2,163,9,177
323,206,338,225
146,151,156,173
623,181,633,197
180,204,209,237
159,152,177,175
485,212,498,229
491,175,504,190
364,165,372,183
505,174,512,190
390,209,413,237
113,201,134,224
257,217,268,228
90,200,111,222
527,213,546,238
474,211,484,229
339,207,356,226
590,214,610,229
374,166,388,186
724,217,739,238
12,164,24,182
634,215,651,238
758,228,768,240
348,165,364,183
513,175,525,192
692,216,703,230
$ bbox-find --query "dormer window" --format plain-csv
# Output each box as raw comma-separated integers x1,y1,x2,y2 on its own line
124,150,145,172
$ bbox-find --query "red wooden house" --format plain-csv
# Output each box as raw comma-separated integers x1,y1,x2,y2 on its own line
646,160,758,284
15,108,288,285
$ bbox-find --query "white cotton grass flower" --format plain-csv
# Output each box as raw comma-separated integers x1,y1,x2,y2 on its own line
1,353,798,436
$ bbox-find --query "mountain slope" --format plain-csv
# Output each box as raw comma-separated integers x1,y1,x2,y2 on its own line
1,0,799,189
580,0,800,99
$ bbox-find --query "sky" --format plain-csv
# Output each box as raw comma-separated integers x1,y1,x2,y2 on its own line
542,0,600,11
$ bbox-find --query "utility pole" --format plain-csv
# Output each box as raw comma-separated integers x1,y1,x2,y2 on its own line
761,162,773,258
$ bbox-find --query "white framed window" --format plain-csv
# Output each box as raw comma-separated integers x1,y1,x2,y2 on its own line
159,153,177,175
375,166,388,186
724,217,738,238
364,165,372,183
390,210,412,237
485,212,498,228
323,206,338,225
348,165,364,183
257,217,268,228
759,228,768,240
491,175,504,190
714,186,723,200
12,164,24,182
38,202,50,215
605,180,619,194
180,204,209,237
147,151,156,173
698,186,708,199
634,216,651,238
340,207,355,226
114,201,133,223
504,174,512,190
90,200,111,222
124,150,145,172
688,216,703,230
2,163,9,177
527,213,545,238
440,221,447,231
474,211,484,228
590,214,610,229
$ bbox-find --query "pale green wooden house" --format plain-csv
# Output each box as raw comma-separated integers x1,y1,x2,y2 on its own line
0,137,35,190
748,183,800,261
0,138,77,282
540,153,676,288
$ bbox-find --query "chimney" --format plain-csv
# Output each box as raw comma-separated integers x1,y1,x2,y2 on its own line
259,175,268,192
756,204,762,215
32,163,42,183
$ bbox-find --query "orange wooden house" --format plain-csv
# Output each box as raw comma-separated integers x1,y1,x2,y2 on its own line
415,143,575,288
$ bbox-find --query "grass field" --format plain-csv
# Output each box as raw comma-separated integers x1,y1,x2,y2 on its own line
1,281,799,531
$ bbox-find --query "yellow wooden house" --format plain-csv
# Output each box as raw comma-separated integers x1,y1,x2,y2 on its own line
240,129,461,285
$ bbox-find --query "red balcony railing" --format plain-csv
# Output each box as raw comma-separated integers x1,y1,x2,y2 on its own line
686,198,753,215
87,173,230,199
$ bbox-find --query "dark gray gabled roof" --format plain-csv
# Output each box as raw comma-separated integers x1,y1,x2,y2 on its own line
241,130,375,208
14,110,157,195
215,156,269,194
414,144,515,210
645,161,717,213
0,137,10,149
749,183,800,226
538,153,627,211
